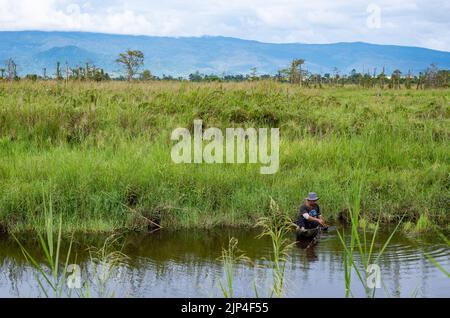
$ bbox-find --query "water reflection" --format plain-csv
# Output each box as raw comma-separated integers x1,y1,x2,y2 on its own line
0,228,449,297
295,235,321,262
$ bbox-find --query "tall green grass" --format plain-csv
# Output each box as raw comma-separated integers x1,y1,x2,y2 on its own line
256,198,295,297
12,192,74,297
81,235,129,298
0,81,448,232
218,237,252,298
218,198,295,298
336,178,403,297
12,191,128,297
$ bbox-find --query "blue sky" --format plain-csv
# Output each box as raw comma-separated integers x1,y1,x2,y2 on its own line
0,0,449,51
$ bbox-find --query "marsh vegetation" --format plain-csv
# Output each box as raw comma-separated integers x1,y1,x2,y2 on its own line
0,81,448,233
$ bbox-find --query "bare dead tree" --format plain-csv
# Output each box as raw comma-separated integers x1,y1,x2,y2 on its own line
6,58,17,81
65,63,70,82
289,59,305,86
406,69,412,89
86,63,90,81
380,66,385,89
56,62,63,80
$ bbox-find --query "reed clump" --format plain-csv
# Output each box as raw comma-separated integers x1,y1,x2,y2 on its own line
336,178,403,298
12,192,129,297
218,237,252,298
256,198,296,297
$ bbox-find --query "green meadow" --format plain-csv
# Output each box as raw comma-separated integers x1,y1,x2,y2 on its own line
0,81,448,233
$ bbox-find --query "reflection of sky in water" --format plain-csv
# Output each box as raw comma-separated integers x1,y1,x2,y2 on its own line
0,230,449,298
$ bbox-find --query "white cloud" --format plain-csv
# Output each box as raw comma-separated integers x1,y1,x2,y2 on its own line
0,0,448,51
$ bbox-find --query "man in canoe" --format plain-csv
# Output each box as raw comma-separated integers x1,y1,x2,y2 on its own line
296,192,326,231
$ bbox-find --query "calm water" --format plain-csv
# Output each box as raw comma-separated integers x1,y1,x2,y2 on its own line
0,228,449,298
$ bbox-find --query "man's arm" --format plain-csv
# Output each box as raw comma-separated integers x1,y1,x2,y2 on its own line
317,215,327,226
303,213,325,226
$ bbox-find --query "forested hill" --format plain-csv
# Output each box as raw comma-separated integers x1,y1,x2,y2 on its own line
1,31,449,76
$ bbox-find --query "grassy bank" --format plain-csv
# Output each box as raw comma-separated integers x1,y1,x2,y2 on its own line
0,81,448,233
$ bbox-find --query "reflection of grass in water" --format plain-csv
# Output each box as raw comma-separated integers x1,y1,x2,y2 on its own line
81,235,129,298
218,198,295,298
336,177,403,298
12,192,73,297
13,191,128,298
425,231,450,278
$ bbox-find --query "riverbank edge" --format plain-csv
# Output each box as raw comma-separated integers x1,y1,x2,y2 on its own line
0,214,447,236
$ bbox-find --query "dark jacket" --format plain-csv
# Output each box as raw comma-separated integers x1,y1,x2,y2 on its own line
296,203,321,229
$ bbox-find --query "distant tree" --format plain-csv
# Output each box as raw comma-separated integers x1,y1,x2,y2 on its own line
309,73,322,88
332,67,340,86
349,69,357,84
92,68,110,82
25,74,38,81
436,69,450,88
423,64,450,88
116,50,144,81
379,66,385,89
189,71,203,82
391,69,402,89
250,67,258,81
289,59,305,85
405,69,412,89
141,69,153,81
297,60,305,86
65,63,70,82
275,68,289,82
162,74,175,81
0,68,5,78
6,58,17,81
424,64,439,88
55,62,63,80
362,73,372,88
223,74,245,82
85,63,90,81
416,72,425,90
205,74,220,82
71,66,81,81
80,66,85,80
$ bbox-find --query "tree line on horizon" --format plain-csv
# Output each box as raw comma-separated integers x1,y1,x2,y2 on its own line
1,49,449,89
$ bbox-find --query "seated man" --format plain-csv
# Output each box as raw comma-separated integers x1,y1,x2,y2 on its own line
296,192,325,231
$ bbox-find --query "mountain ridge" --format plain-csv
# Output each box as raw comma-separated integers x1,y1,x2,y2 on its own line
1,30,449,77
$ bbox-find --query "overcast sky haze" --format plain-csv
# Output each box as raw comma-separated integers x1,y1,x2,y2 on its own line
0,0,449,51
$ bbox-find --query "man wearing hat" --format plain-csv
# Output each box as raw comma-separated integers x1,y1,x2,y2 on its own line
296,192,326,231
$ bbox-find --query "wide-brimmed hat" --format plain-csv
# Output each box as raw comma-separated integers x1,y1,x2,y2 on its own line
305,192,319,201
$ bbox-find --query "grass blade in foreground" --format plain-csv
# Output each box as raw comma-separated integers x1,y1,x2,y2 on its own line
424,230,450,278
256,197,296,298
337,178,403,298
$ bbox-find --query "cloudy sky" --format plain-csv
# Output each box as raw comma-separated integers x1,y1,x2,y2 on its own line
0,0,449,51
